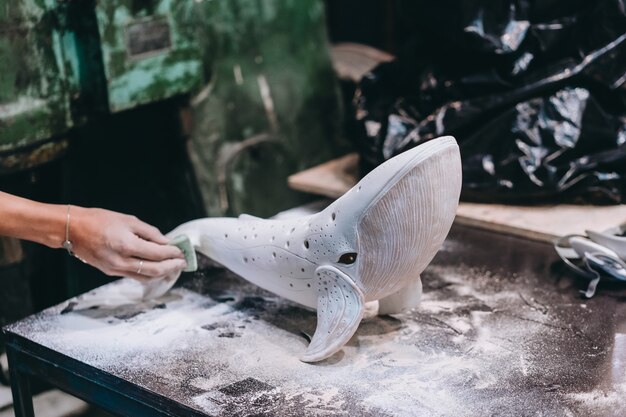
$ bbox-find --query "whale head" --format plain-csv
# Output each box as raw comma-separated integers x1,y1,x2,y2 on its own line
297,136,462,361
306,136,462,300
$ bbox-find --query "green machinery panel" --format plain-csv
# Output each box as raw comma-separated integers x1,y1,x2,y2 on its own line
1,0,348,218
185,0,349,217
0,0,73,169
95,0,203,112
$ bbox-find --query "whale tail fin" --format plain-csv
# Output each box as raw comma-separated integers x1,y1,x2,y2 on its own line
300,266,365,363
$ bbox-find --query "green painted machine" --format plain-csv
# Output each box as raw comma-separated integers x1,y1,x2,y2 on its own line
94,1,203,112
1,0,345,212
0,0,73,173
0,0,347,302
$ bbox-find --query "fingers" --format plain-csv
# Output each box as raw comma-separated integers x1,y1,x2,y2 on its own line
124,217,184,261
72,208,188,280
126,235,184,261
110,257,187,279
136,258,187,278
129,217,169,244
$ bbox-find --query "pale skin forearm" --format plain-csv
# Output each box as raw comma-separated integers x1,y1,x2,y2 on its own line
0,191,186,279
0,191,66,248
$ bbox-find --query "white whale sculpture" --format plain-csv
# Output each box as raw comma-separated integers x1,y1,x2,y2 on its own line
70,136,462,362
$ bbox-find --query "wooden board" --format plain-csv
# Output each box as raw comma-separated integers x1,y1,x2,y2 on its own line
287,153,358,199
288,153,626,243
330,43,395,82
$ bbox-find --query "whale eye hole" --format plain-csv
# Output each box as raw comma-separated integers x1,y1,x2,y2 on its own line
338,252,357,265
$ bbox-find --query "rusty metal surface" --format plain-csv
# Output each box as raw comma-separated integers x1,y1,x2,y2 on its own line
0,138,68,175
0,237,23,268
0,1,73,152
5,224,626,416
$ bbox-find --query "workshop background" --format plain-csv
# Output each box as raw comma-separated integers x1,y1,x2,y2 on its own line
1,0,625,416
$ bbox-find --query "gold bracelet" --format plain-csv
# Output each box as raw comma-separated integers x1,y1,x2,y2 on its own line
62,204,75,256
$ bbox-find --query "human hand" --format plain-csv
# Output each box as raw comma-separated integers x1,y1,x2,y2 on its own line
69,207,186,280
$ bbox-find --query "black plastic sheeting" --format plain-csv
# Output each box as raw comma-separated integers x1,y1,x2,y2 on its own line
354,0,626,204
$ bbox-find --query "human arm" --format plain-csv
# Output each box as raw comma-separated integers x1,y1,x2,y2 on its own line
0,191,186,280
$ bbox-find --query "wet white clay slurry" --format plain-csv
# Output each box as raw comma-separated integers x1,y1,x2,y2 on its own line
72,136,462,362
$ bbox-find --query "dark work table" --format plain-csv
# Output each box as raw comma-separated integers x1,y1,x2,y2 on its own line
3,225,626,416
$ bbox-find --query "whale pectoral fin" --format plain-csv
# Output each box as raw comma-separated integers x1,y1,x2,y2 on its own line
378,276,422,315
300,266,365,363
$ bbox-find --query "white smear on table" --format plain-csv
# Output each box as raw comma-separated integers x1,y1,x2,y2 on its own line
10,262,623,416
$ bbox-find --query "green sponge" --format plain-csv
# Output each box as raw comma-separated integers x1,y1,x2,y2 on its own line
169,235,198,272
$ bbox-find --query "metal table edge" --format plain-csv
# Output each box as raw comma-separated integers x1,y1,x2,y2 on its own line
2,327,210,417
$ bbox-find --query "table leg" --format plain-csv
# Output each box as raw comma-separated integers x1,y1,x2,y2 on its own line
6,346,35,417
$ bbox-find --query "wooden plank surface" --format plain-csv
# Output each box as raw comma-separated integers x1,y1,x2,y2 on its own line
329,43,395,82
288,153,626,243
287,153,358,199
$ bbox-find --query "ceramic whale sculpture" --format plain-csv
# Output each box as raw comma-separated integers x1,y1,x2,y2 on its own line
69,136,462,362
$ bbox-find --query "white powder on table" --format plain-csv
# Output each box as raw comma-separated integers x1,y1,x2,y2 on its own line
7,262,624,416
